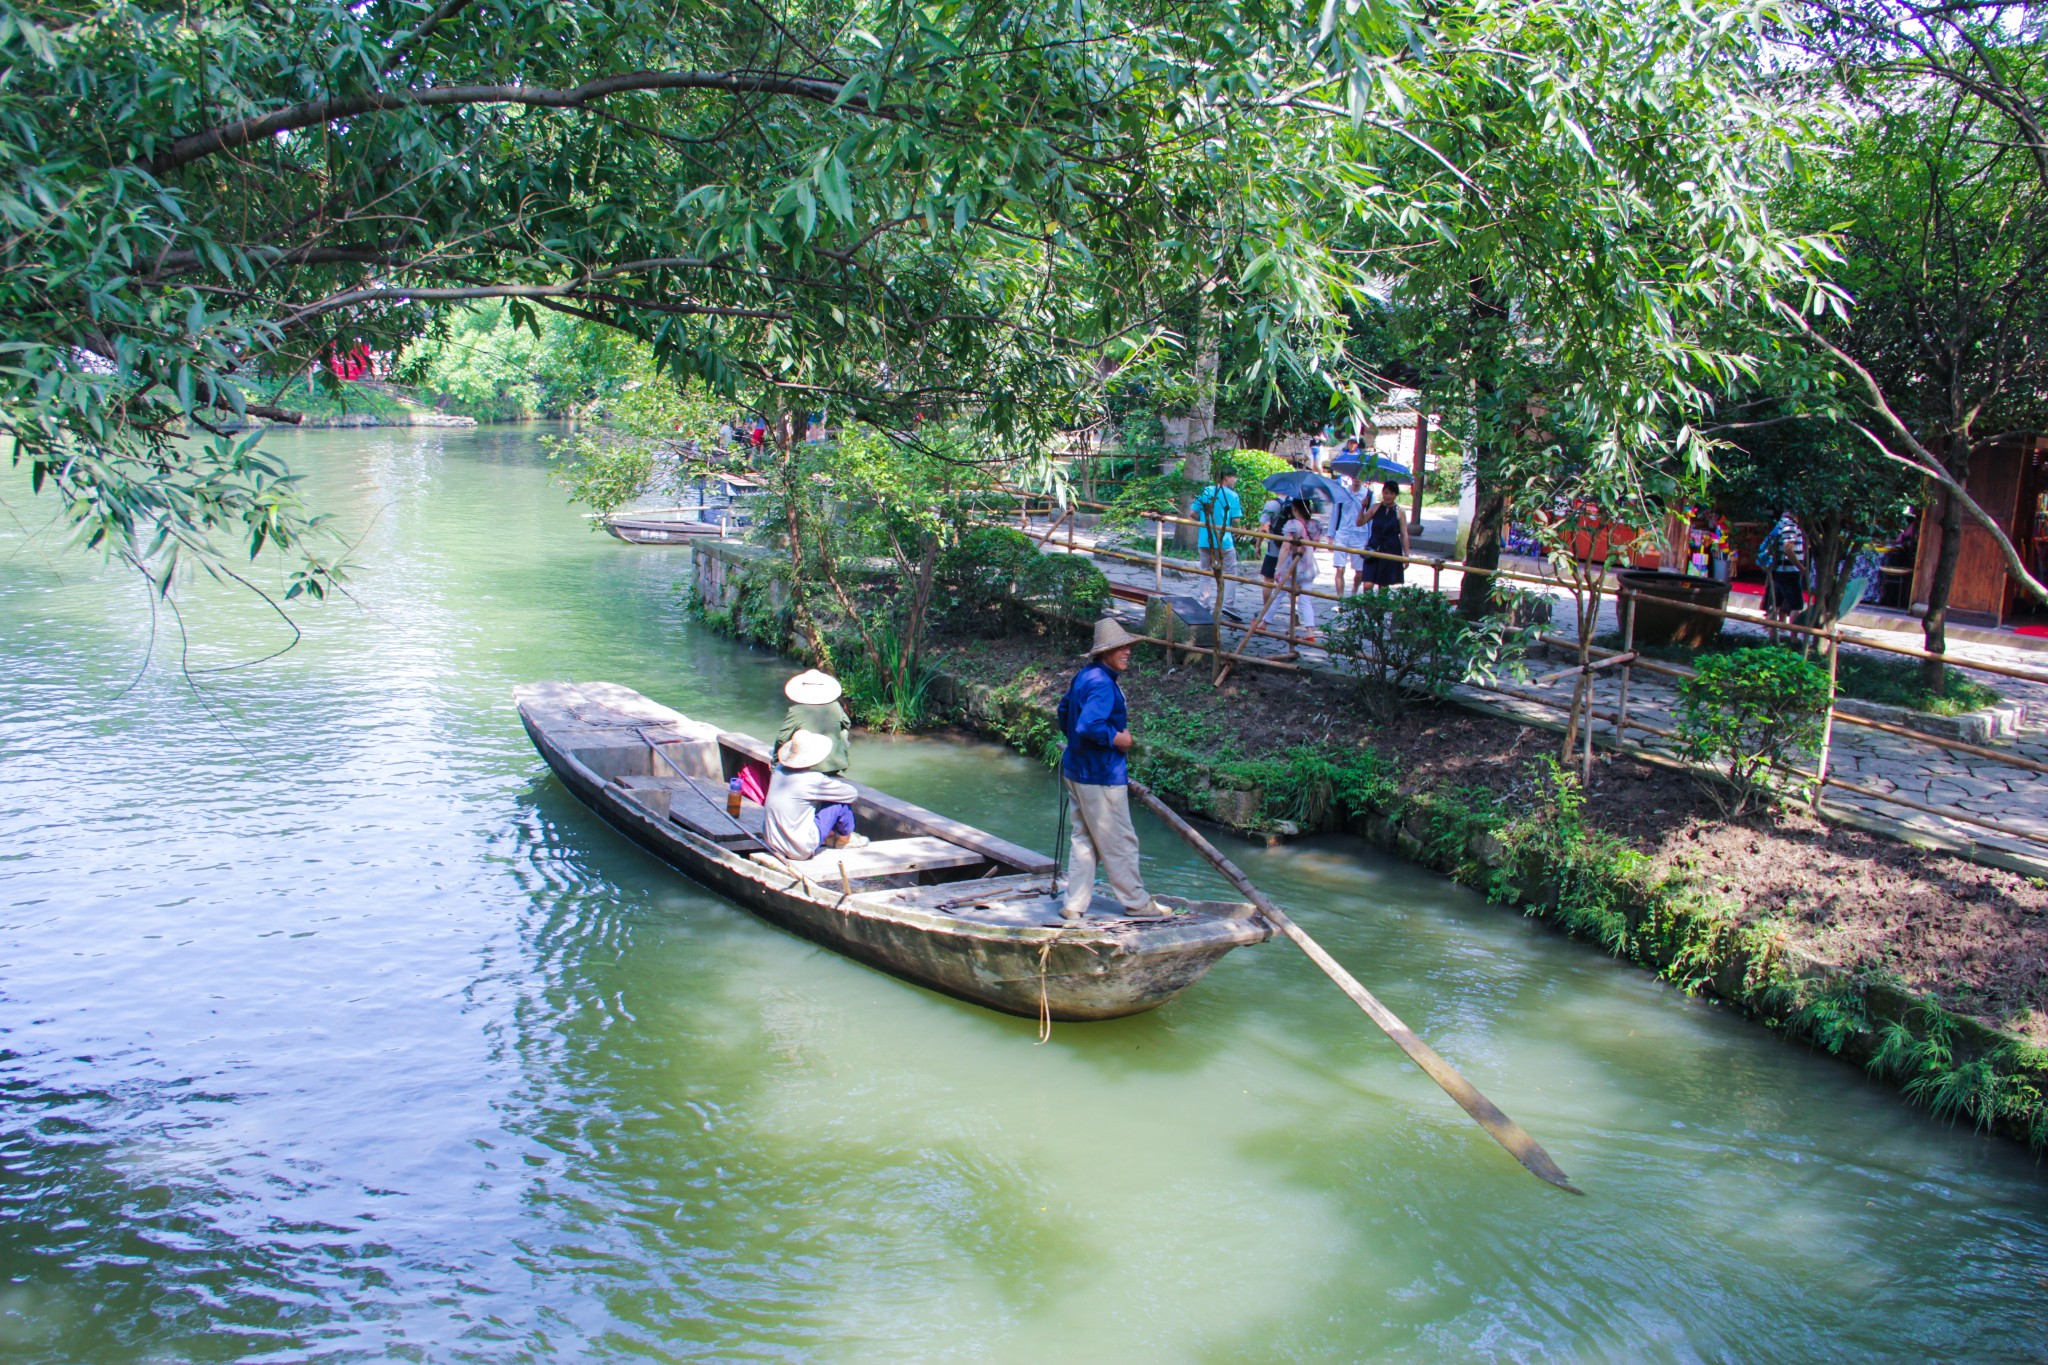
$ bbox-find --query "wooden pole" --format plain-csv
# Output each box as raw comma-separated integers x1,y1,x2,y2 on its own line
1287,570,1300,655
1811,630,1843,812
1408,403,1429,533
1126,780,1583,1194
1212,541,1227,683
1616,592,1636,747
1154,518,1165,592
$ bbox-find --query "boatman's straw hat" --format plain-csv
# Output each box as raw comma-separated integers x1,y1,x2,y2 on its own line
777,729,836,770
1085,616,1141,658
783,668,842,705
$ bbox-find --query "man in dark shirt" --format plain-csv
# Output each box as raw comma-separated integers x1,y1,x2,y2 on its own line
1057,618,1170,921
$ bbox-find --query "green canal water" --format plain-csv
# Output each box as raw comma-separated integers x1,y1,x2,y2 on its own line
4,425,2046,1363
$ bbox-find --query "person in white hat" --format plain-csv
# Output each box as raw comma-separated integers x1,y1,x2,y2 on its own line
1054,618,1171,921
763,728,867,861
776,668,851,775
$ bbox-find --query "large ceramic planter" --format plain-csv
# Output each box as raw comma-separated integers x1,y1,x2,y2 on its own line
1614,570,1731,649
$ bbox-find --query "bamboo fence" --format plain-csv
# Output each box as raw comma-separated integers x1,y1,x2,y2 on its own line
981,485,2048,856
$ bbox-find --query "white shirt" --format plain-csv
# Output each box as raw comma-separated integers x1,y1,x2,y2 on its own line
764,766,858,860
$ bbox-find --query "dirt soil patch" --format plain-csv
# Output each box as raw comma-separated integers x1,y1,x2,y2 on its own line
932,632,2048,1043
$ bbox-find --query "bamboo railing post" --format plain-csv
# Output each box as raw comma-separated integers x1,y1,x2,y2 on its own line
1616,591,1636,742
1154,517,1165,592
1212,541,1228,683
1067,503,1076,553
1812,629,1843,812
1288,571,1300,655
1581,666,1596,783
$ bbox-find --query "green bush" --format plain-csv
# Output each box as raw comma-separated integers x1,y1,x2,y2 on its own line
932,525,1108,637
1216,448,1291,487
1324,586,1533,724
1030,552,1111,625
933,526,1044,634
1672,647,1832,817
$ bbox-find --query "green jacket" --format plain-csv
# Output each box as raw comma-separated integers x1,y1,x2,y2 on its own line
776,700,851,774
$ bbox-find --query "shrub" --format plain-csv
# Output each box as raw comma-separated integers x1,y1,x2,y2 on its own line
1672,647,1832,817
932,525,1108,637
1324,586,1532,724
1215,448,1291,487
1027,552,1111,627
933,526,1045,635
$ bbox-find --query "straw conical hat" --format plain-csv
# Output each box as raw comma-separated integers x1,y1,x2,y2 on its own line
1085,616,1141,658
783,668,842,705
777,729,836,770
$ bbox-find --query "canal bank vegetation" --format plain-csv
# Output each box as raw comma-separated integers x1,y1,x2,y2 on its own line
694,541,2048,1146
928,634,2048,1150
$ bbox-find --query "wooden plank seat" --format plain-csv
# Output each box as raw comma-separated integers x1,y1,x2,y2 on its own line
614,775,767,849
753,836,989,881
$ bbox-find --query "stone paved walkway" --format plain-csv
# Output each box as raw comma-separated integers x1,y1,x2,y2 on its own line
1029,514,2048,868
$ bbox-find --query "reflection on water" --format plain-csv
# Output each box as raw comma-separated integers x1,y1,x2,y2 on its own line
3,424,2045,1362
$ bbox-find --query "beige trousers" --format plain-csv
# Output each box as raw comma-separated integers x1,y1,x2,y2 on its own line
1062,779,1151,917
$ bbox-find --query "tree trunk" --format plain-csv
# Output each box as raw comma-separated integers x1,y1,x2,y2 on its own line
1808,508,1845,659
1458,463,1508,620
770,402,834,668
1457,283,1512,621
1919,434,1972,693
1172,332,1221,552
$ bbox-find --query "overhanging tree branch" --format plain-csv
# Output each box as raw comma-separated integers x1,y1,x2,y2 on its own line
148,70,873,174
1772,295,2048,607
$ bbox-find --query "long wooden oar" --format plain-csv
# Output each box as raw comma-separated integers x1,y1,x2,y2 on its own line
1128,779,1583,1194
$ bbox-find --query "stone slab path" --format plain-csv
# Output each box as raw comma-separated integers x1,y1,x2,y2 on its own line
1029,514,2048,869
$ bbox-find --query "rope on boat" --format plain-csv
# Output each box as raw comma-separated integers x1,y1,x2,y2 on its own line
1035,925,1070,1045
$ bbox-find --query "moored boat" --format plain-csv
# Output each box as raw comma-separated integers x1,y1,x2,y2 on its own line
601,513,727,544
515,681,1271,1019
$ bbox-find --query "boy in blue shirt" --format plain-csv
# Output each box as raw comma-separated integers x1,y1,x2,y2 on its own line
1193,469,1245,621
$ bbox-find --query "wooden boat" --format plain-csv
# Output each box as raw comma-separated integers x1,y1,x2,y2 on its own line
515,681,1271,1019
602,512,727,545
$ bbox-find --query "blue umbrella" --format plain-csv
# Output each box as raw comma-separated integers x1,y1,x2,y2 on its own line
1261,469,1352,506
1330,452,1415,483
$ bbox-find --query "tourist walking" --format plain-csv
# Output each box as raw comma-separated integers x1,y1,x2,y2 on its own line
1257,497,1325,651
764,730,866,860
1056,618,1169,921
1363,482,1410,588
1193,469,1245,621
1332,474,1370,596
1761,509,1807,638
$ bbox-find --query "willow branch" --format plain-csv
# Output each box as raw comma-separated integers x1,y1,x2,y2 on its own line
149,70,871,174
1772,296,2048,608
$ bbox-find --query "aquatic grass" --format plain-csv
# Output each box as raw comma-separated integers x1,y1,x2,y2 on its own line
841,631,937,732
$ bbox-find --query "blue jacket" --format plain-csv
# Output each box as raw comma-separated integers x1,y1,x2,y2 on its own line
1058,662,1128,786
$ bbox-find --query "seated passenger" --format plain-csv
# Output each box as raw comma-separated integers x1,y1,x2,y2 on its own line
764,730,867,861
776,668,851,774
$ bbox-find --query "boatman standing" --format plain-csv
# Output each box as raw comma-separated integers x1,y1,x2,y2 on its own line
1057,619,1172,922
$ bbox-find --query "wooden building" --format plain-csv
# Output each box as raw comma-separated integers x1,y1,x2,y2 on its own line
1911,434,2048,627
